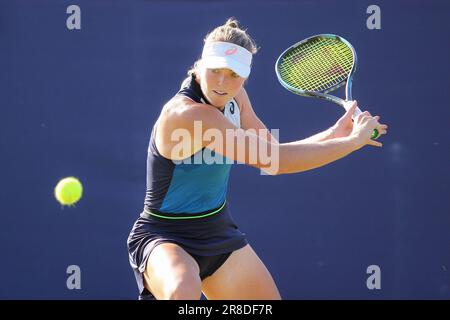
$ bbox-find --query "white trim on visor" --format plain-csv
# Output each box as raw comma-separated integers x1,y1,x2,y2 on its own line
201,41,252,78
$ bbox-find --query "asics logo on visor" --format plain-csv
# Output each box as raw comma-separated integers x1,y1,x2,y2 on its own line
225,47,238,55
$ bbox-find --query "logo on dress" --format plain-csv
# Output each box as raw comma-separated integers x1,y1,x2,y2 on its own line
229,101,235,114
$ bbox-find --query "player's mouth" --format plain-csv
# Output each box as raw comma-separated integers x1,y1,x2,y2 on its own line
213,90,227,96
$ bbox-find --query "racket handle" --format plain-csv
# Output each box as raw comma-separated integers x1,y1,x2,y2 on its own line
344,80,379,139
352,106,379,140
371,129,379,140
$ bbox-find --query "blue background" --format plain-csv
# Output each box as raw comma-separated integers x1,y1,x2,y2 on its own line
1,0,449,299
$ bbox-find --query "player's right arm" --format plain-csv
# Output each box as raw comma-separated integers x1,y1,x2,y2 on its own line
155,97,379,175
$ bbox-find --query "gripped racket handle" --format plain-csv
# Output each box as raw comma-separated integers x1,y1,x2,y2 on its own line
345,81,379,140
352,107,380,140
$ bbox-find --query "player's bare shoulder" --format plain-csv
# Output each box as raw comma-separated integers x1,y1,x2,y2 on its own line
155,96,208,160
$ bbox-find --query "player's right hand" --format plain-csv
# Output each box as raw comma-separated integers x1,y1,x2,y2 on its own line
352,111,388,148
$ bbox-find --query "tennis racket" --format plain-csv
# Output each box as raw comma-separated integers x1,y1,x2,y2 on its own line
275,34,379,139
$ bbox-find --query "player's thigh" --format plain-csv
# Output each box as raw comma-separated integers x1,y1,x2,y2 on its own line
201,244,281,300
144,242,201,299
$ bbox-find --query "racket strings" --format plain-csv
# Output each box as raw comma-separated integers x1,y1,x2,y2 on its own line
281,38,350,89
278,37,354,92
283,39,349,90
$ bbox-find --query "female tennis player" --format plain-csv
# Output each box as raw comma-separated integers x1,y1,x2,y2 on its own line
127,18,388,300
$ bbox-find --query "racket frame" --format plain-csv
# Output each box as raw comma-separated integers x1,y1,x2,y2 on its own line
275,34,359,114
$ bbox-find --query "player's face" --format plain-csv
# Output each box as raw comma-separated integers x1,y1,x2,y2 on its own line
197,67,246,108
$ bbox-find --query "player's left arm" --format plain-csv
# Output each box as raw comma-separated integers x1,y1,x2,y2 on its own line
237,87,336,144
236,87,279,144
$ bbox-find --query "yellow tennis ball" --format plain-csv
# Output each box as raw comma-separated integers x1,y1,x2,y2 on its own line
54,177,83,206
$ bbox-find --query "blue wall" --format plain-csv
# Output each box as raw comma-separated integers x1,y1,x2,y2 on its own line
1,0,449,299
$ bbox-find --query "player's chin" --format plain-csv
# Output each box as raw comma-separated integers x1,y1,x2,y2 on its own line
208,96,229,108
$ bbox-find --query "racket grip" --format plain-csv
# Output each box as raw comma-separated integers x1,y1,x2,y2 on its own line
353,107,379,140
371,129,379,139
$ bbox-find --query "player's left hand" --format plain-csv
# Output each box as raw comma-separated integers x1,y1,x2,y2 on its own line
330,100,358,138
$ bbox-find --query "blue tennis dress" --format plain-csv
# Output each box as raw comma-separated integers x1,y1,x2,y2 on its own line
144,76,241,215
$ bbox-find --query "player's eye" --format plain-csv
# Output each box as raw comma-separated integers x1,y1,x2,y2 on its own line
232,72,240,78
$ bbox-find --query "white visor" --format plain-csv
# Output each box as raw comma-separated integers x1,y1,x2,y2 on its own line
201,41,252,78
